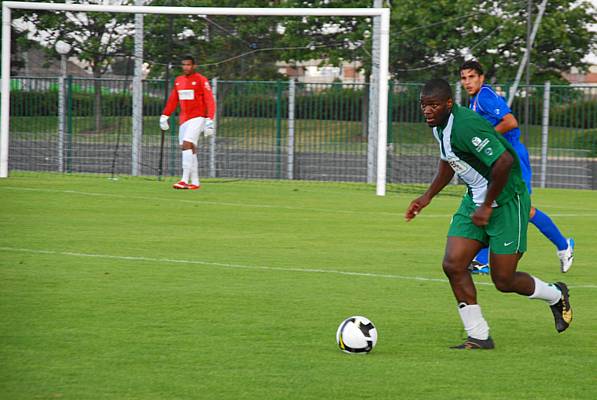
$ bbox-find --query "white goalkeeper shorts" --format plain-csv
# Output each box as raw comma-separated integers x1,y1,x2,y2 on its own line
178,117,206,145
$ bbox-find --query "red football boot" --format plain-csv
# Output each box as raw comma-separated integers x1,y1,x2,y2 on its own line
172,180,189,189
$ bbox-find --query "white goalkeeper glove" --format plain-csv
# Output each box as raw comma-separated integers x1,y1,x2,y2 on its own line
204,119,214,137
159,115,169,131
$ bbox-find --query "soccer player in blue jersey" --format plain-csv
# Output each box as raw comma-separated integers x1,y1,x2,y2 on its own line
459,60,574,274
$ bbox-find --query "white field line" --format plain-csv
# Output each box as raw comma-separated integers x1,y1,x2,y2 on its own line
1,246,596,289
2,186,597,218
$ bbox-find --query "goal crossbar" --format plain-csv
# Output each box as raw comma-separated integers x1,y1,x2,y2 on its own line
1,2,390,195
2,2,387,17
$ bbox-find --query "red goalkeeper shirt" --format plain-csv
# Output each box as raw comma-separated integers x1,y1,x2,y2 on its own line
162,72,215,125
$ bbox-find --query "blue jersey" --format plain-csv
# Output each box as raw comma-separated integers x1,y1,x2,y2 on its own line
469,84,521,144
469,84,533,192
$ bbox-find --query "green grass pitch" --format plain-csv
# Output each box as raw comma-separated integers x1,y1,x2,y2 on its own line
1,173,596,399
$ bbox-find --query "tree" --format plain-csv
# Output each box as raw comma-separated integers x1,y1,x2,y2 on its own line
16,0,135,132
144,0,285,80
0,0,31,75
9,0,596,89
280,0,596,83
278,0,375,78
8,28,27,75
390,0,597,83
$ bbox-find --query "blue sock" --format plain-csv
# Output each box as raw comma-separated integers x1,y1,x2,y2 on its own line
529,208,568,251
474,247,489,265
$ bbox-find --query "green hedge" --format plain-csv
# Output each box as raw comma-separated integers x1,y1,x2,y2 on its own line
220,85,425,123
9,85,596,128
573,131,597,157
549,99,597,129
509,92,596,129
10,90,164,117
219,86,368,121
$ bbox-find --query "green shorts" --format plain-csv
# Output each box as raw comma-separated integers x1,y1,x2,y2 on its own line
447,191,530,254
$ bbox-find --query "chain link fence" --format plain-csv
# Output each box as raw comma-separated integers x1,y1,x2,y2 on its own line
7,77,597,189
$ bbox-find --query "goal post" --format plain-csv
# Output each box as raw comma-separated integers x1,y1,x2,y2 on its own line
1,1,390,195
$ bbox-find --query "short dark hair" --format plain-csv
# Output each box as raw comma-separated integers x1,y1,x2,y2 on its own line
460,60,483,75
182,55,195,64
421,78,453,101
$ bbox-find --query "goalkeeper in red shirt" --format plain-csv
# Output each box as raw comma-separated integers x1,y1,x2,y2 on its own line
160,56,216,190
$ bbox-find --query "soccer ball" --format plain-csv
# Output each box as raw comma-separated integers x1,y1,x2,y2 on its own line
336,316,377,354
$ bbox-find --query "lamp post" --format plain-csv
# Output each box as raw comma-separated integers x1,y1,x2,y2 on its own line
55,40,71,173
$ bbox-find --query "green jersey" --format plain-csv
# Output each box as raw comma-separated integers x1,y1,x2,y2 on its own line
433,104,526,207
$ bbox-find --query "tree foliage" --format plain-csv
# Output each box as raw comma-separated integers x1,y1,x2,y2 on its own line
277,0,374,77
14,0,135,78
281,0,596,83
144,0,286,80
13,0,136,131
6,0,596,84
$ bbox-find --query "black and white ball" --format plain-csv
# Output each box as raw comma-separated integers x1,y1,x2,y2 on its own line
336,316,378,354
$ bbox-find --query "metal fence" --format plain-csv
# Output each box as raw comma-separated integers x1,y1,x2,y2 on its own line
505,83,597,190
7,77,597,189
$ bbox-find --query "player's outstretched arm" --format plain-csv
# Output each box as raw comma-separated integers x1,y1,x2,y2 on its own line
405,160,454,222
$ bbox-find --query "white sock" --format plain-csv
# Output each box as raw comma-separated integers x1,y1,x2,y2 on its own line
190,153,200,186
181,149,193,183
528,276,561,305
457,303,490,340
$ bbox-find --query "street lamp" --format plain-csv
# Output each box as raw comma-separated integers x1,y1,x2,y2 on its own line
55,40,71,173
55,40,71,57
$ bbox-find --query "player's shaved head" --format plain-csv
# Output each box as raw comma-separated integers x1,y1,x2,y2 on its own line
421,79,453,101
420,79,454,127
182,55,195,64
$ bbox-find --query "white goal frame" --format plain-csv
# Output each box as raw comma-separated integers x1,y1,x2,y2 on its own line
1,1,391,195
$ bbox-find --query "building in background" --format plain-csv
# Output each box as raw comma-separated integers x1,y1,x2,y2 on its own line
278,60,365,84
563,65,597,88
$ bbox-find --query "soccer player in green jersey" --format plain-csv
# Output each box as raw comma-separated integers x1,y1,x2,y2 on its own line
405,79,572,349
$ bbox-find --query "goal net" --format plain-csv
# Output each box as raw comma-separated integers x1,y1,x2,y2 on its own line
1,2,390,195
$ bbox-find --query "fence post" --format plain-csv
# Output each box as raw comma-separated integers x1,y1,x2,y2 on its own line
275,80,282,179
131,2,144,176
209,77,217,178
169,121,176,176
385,81,394,182
367,0,382,185
168,78,176,176
131,78,143,176
592,161,597,190
454,81,462,105
287,79,295,180
66,75,73,173
540,81,551,189
387,81,394,145
367,78,378,184
58,76,65,172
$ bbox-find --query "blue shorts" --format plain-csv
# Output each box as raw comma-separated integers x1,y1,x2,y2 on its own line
510,141,532,194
